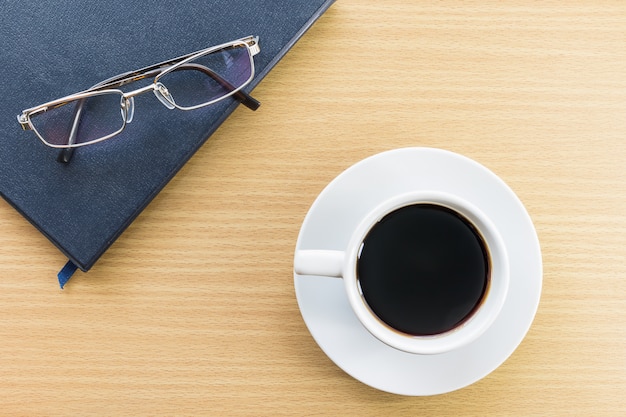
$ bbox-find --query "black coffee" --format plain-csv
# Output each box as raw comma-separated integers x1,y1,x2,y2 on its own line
357,204,489,336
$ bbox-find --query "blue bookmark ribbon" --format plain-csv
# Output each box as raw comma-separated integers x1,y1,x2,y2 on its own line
57,260,78,289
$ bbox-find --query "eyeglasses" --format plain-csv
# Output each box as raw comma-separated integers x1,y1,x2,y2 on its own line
17,36,261,162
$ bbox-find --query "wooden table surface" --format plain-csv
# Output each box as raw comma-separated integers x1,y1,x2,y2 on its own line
1,1,625,415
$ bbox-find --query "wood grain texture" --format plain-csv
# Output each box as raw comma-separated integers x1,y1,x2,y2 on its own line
1,1,625,415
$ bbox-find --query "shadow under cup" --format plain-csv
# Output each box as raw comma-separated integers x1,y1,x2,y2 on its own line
356,203,491,337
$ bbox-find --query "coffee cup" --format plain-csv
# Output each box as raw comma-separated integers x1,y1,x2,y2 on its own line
294,190,509,355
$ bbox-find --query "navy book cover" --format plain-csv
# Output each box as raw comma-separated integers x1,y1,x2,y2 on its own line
0,0,334,282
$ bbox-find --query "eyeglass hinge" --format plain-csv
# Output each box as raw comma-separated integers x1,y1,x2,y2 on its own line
244,36,261,56
17,113,32,131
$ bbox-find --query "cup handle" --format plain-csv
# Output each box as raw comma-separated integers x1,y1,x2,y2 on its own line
294,250,345,278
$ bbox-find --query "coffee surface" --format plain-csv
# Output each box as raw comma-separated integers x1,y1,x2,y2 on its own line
357,204,489,335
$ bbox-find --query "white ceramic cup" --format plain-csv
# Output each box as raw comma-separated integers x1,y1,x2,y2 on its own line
294,190,509,355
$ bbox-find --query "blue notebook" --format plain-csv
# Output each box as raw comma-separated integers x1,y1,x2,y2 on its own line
0,0,335,287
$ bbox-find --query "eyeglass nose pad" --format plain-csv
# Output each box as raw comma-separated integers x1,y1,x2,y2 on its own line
154,82,176,110
120,96,135,123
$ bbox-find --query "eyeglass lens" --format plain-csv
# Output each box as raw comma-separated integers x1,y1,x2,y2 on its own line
158,43,253,109
30,92,126,147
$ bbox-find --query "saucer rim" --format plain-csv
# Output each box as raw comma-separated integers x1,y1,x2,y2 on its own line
293,147,542,396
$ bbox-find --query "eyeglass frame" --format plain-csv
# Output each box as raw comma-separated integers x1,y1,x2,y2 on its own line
17,35,261,159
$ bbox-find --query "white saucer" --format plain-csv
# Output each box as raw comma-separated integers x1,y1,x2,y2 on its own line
293,148,542,396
